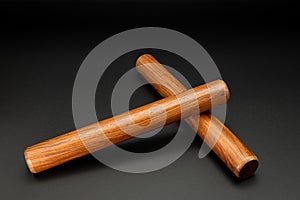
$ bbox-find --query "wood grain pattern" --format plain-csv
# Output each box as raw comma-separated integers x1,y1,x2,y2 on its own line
24,80,229,173
136,54,258,179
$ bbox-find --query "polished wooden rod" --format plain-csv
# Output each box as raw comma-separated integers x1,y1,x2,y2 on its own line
24,80,229,173
136,54,258,179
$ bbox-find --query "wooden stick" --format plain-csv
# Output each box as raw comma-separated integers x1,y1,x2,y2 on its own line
136,54,258,179
24,80,229,173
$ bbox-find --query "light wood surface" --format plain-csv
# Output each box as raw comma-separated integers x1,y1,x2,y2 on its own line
136,54,258,179
24,80,229,173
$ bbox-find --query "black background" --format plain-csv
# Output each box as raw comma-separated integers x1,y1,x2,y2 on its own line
0,0,300,199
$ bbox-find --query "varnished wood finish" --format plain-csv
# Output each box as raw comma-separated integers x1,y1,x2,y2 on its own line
136,54,258,179
24,80,229,173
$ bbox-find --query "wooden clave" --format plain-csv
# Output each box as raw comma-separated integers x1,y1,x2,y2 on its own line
136,54,259,179
24,80,229,173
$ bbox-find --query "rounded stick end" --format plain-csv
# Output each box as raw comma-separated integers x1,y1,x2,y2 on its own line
210,79,230,101
24,148,37,174
136,54,156,67
238,156,259,179
218,80,230,101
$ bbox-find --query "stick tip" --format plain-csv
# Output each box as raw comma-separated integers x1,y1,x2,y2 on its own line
24,148,37,173
238,156,259,179
136,54,154,67
219,80,230,101
208,80,231,101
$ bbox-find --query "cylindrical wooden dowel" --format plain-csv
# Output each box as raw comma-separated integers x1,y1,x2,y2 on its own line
24,80,229,173
136,54,258,179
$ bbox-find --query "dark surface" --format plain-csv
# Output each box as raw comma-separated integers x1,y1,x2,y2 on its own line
0,1,300,199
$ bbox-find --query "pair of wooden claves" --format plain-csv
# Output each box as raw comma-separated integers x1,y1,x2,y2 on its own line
24,54,258,179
